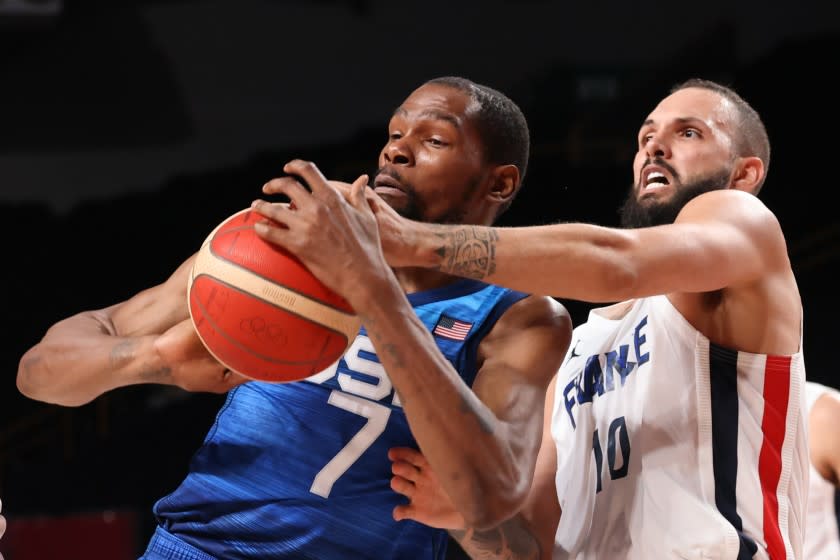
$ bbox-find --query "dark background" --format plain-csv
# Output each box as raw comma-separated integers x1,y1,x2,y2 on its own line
1,0,838,557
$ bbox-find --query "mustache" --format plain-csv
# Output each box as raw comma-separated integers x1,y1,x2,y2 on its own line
374,166,404,184
641,158,680,183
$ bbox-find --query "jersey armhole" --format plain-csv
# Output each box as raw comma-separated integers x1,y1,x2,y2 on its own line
458,290,531,387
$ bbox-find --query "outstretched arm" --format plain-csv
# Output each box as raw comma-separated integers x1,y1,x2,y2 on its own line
373,188,788,302
17,255,245,407
252,160,571,529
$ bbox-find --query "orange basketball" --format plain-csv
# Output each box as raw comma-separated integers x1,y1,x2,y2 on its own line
187,208,361,382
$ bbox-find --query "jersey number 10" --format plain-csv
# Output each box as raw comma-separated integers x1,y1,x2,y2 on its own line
591,415,631,493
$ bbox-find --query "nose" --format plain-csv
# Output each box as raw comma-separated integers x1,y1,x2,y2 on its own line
644,133,670,159
382,137,414,166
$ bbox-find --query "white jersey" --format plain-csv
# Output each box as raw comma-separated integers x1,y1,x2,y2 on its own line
803,381,840,560
551,295,808,559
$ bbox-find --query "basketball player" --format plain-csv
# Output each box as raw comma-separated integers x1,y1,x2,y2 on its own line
261,79,808,559
803,381,840,559
16,77,571,559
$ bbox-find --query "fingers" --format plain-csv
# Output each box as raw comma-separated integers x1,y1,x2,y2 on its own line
264,161,369,210
257,177,311,212
283,159,331,196
251,201,296,247
250,200,295,228
348,174,370,209
391,459,421,482
388,446,428,468
364,187,381,212
392,504,415,522
390,474,415,498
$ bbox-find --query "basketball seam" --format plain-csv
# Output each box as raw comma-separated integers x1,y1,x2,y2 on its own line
210,209,354,315
194,230,360,339
191,292,330,368
191,272,352,340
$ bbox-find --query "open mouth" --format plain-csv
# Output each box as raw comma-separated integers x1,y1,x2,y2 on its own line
641,168,670,192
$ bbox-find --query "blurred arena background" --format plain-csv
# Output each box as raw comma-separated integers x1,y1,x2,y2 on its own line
1,1,838,557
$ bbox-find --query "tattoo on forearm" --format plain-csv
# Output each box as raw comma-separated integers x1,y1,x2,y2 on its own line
450,515,542,560
380,342,405,369
362,321,406,369
366,314,494,432
432,226,499,280
109,339,136,366
21,355,42,383
110,339,171,382
139,366,172,382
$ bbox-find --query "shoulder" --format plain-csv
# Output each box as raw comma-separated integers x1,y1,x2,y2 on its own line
808,384,840,483
478,295,572,364
677,189,783,237
497,294,571,333
678,189,789,265
810,385,840,423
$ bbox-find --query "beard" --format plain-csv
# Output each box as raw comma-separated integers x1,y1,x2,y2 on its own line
619,166,732,228
373,167,480,225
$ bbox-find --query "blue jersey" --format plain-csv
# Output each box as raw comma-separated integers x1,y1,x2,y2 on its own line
143,279,528,560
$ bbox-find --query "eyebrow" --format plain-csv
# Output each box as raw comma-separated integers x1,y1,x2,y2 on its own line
641,116,706,128
392,107,461,128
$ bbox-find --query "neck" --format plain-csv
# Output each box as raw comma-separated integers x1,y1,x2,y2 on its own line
393,266,465,295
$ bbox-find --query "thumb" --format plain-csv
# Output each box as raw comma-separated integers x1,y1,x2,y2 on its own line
349,174,370,210
364,186,383,213
392,504,413,522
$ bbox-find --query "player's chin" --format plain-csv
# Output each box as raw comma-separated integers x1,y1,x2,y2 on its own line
374,188,408,206
638,186,673,201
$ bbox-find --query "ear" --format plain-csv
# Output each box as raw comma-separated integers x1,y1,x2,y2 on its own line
487,164,521,204
730,156,764,193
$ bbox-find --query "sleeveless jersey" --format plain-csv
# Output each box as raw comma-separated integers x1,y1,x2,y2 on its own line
550,295,807,559
144,279,527,560
803,381,840,560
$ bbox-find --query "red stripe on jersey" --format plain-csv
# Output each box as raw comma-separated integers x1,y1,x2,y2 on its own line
758,355,792,559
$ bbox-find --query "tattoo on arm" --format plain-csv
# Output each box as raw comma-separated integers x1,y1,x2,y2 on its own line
21,355,43,385
380,342,405,369
450,515,542,560
362,319,406,369
432,226,499,280
364,311,494,433
109,339,137,366
110,339,171,382
138,366,173,382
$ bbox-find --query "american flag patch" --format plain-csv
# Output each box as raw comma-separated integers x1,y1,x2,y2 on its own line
433,315,473,341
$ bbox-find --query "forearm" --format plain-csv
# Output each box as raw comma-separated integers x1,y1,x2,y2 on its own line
406,221,638,302
450,514,543,560
17,314,166,407
359,280,526,528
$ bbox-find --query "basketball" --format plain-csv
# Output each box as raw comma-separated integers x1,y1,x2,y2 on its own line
187,208,361,382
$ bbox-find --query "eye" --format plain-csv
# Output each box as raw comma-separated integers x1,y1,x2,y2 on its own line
427,137,447,147
682,128,701,139
389,132,402,141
